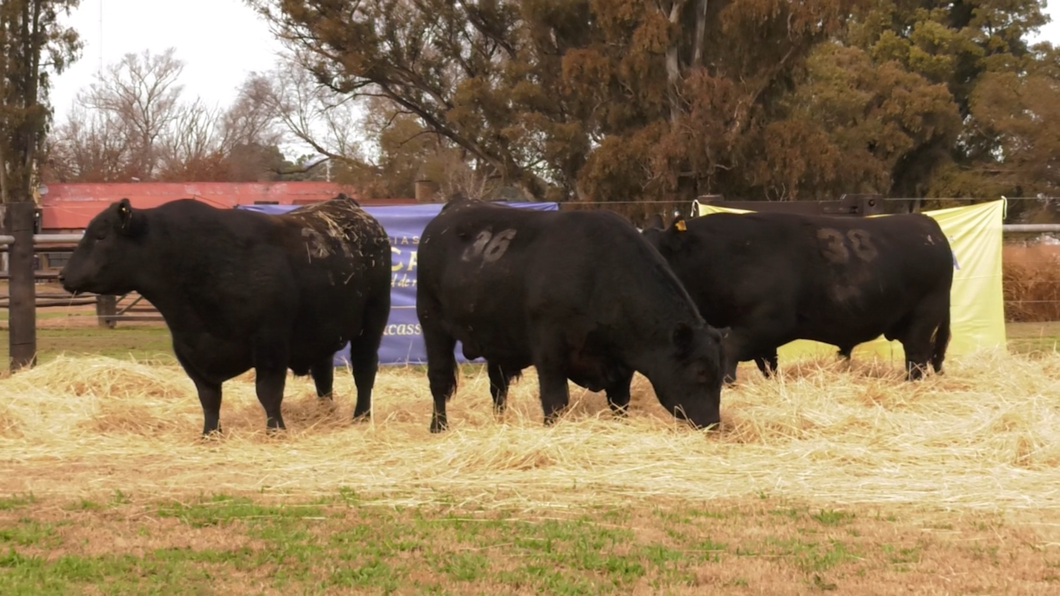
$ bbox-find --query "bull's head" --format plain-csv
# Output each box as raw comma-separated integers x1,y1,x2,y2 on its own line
59,198,145,296
653,321,725,430
641,215,689,256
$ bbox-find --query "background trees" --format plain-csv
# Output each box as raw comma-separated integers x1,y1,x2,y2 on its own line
46,48,293,183
39,1,1059,204
240,0,1056,203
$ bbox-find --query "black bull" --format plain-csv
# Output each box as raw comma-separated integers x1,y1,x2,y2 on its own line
416,198,726,432
642,211,954,381
59,195,392,435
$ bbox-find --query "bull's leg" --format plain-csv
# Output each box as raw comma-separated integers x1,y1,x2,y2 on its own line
423,326,458,433
252,335,289,431
530,335,571,425
720,329,760,384
191,376,223,437
898,329,934,381
347,291,390,422
898,306,947,381
255,369,287,431
487,362,517,415
176,350,224,437
347,341,378,421
754,350,779,378
605,368,635,417
310,359,335,401
537,369,570,425
346,336,380,422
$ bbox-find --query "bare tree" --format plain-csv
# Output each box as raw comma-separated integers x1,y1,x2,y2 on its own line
156,98,224,179
80,47,188,179
219,73,283,152
47,102,130,181
261,52,367,164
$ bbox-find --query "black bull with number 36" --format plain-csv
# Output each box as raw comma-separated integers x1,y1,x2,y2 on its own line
416,198,727,432
642,211,954,382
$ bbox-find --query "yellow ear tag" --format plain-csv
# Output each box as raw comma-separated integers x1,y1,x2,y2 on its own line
674,220,687,232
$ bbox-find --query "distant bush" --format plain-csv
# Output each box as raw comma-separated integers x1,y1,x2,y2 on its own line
1003,244,1060,322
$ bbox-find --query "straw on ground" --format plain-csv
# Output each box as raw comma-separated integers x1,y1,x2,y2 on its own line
1,351,1058,511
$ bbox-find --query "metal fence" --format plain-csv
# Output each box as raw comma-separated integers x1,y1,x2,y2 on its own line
0,233,162,328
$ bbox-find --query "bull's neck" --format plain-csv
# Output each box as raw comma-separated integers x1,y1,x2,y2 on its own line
120,215,195,326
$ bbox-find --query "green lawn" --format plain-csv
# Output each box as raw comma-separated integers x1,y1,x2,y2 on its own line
0,490,1052,594
1005,321,1060,354
0,326,175,367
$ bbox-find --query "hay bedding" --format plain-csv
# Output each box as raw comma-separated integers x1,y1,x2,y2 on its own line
0,351,1059,511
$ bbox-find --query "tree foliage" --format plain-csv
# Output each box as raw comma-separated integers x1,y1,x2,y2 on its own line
249,0,1057,203
0,0,80,203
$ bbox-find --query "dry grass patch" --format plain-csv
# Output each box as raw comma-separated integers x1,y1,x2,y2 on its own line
1004,243,1060,322
0,351,1058,511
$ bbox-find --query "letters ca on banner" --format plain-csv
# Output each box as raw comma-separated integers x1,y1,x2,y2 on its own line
237,200,559,365
389,232,420,289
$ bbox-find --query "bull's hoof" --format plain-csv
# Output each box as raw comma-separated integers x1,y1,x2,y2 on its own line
200,427,224,441
429,420,448,433
351,411,371,423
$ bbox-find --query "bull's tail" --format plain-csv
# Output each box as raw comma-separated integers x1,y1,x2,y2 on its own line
931,309,951,374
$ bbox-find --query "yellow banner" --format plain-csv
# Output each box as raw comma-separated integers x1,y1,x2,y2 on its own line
692,200,1007,360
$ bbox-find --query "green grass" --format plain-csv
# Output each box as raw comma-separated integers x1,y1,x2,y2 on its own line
0,491,1053,594
0,325,175,367
1005,321,1060,354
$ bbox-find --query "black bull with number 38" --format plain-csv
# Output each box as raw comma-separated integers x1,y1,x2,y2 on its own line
642,211,954,382
416,198,726,432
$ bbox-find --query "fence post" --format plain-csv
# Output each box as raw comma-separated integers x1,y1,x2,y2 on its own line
96,294,117,329
4,202,37,372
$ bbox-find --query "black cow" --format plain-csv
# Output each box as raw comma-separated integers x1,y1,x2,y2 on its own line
642,211,953,382
59,194,392,435
416,198,725,432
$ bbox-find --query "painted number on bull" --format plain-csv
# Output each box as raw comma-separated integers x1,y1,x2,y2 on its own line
817,228,878,264
462,229,517,263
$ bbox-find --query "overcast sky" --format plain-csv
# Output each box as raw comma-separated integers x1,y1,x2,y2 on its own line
48,0,1060,126
49,0,283,121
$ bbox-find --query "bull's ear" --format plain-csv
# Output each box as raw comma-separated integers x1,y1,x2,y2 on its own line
672,322,696,356
671,215,687,233
116,198,134,234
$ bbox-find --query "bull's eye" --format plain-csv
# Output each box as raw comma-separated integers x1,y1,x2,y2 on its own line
95,230,107,240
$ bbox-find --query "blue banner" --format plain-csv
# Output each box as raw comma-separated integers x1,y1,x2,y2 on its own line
239,201,559,366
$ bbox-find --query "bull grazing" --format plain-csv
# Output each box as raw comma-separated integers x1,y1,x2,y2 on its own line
59,194,392,436
643,211,953,382
416,198,725,432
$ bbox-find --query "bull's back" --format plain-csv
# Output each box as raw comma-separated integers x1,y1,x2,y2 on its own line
418,207,556,358
159,200,387,342
702,212,951,343
419,205,696,356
